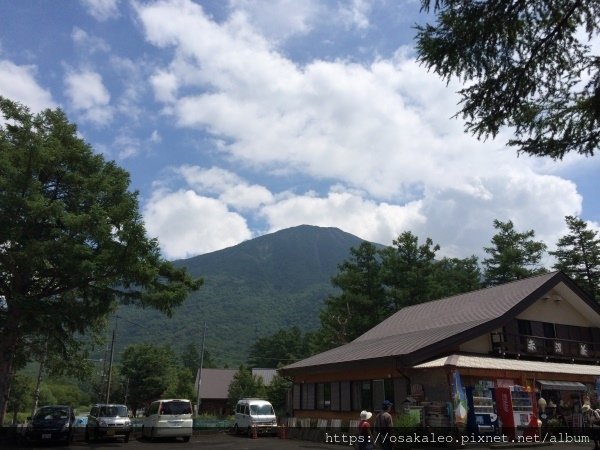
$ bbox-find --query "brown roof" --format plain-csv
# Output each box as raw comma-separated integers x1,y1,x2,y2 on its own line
282,271,598,373
197,368,236,399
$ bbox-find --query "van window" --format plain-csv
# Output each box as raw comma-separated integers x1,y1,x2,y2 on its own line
160,400,192,415
99,405,127,417
148,402,159,415
244,405,249,415
250,404,274,415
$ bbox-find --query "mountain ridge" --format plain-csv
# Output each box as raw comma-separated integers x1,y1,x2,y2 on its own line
111,225,372,365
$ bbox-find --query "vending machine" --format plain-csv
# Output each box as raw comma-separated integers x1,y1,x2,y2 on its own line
465,386,497,436
494,386,535,440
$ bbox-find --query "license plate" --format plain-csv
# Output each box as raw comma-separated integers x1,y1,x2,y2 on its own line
168,421,183,426
107,430,115,435
42,433,51,439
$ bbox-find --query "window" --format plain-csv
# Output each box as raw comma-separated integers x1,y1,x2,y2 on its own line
317,383,331,410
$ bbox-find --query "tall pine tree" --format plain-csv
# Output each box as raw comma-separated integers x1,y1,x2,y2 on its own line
483,219,547,286
551,216,600,301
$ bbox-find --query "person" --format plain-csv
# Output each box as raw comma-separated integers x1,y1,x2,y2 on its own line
374,400,394,450
358,410,374,450
583,404,600,450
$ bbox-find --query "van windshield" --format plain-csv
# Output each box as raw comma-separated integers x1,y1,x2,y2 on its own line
99,405,128,417
160,401,192,415
250,404,274,415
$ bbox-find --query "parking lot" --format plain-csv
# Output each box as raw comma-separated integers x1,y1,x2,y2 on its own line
2,429,599,450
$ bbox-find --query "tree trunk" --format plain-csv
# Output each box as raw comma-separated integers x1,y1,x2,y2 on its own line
0,324,19,426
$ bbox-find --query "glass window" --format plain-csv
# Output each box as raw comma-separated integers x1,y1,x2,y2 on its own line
317,383,331,410
160,400,191,415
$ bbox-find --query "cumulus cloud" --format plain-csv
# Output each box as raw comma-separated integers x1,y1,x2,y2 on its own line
177,165,274,211
72,27,110,54
143,188,252,259
64,69,113,125
80,0,120,21
0,60,55,111
136,0,585,258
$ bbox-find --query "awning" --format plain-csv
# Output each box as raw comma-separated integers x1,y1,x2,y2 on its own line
537,380,587,391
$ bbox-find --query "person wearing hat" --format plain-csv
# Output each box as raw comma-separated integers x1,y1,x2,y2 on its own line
375,400,394,450
358,410,374,450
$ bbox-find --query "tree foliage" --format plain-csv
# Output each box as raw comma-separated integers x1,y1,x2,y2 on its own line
0,97,201,423
247,326,313,368
482,219,547,286
416,0,600,159
119,343,177,415
227,365,265,408
317,232,482,347
551,215,600,301
318,242,388,347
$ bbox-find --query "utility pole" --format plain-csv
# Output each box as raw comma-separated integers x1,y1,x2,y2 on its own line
196,322,207,415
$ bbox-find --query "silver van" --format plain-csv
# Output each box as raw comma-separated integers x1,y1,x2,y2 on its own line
85,403,131,442
233,398,277,436
141,398,193,442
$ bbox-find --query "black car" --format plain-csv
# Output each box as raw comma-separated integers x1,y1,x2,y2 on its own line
26,405,76,445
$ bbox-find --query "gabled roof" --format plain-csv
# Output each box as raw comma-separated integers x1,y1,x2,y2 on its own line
197,368,236,399
282,271,600,374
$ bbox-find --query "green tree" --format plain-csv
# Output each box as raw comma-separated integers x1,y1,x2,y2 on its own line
265,372,291,415
430,256,482,298
181,344,217,374
318,242,388,347
227,365,265,408
551,215,600,301
164,367,196,402
0,98,202,423
483,219,547,286
7,373,34,424
119,344,176,416
416,1,600,159
247,327,312,368
380,232,441,308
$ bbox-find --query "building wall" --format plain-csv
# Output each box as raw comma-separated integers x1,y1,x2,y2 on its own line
517,297,593,326
458,333,491,353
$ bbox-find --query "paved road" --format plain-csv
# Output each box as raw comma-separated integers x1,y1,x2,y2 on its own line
5,430,600,450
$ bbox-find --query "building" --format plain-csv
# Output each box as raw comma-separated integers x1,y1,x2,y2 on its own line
195,368,278,415
281,271,600,433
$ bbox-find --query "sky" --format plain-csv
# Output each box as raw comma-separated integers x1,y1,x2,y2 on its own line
1,0,598,262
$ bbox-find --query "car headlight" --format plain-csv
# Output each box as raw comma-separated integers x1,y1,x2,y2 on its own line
61,422,70,432
99,420,107,426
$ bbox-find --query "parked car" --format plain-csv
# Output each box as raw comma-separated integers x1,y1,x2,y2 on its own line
85,403,131,443
26,405,76,445
233,398,278,436
141,398,193,442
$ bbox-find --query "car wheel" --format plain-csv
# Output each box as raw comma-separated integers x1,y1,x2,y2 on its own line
124,432,130,443
182,436,190,442
233,424,239,435
84,426,90,442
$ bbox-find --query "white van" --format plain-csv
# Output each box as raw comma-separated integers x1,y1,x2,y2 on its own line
141,399,193,442
233,398,277,436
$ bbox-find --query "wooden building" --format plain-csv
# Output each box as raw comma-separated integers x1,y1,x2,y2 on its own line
281,271,600,430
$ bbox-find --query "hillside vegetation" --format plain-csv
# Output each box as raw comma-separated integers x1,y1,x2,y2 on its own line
106,225,368,366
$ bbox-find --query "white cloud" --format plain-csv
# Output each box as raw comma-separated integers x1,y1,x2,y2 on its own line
80,0,120,21
177,165,274,211
0,60,55,111
338,0,372,30
229,0,322,41
64,69,113,125
72,27,110,54
143,188,252,259
136,0,585,258
261,188,425,246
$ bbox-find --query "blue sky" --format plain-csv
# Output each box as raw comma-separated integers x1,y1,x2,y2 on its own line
1,0,598,261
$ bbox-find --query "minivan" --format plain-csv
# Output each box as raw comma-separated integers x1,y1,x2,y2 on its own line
141,398,193,442
233,398,277,436
85,403,131,442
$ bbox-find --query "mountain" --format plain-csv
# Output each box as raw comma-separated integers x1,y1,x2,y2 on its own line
109,225,369,366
